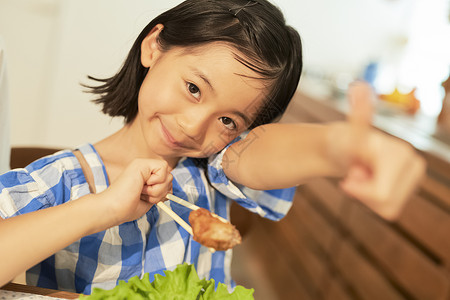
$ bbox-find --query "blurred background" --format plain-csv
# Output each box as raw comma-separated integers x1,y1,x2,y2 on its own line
0,0,449,149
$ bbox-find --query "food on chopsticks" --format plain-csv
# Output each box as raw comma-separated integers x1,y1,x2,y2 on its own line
163,194,242,251
189,208,242,251
79,263,254,299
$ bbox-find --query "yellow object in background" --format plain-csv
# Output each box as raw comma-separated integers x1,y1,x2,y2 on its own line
379,88,420,115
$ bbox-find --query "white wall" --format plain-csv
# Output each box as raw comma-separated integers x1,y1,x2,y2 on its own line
279,0,415,74
0,0,182,148
0,0,446,149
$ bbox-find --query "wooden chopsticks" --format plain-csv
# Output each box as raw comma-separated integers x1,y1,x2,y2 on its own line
156,202,193,235
165,193,228,223
155,193,206,236
156,194,228,253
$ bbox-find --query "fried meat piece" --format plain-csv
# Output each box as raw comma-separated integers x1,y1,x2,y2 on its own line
189,208,242,251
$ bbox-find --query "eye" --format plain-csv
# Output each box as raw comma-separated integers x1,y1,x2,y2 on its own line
219,117,237,130
187,82,201,100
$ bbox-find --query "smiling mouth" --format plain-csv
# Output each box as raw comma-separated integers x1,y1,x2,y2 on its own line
160,120,187,149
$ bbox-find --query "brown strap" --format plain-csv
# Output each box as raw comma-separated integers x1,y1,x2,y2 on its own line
72,150,96,194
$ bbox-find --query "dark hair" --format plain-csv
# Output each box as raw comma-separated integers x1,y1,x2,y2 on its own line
85,0,302,129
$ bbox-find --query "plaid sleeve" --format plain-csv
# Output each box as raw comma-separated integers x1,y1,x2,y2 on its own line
0,168,50,218
207,133,295,221
0,151,82,219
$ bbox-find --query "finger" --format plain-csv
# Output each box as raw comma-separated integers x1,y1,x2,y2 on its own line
146,165,171,186
347,81,375,128
142,179,172,201
341,154,404,219
129,158,170,185
340,164,374,200
140,193,158,203
341,150,425,221
327,82,375,170
383,153,426,220
142,184,171,198
140,191,163,204
141,183,172,197
346,81,377,167
395,155,425,202
368,137,421,211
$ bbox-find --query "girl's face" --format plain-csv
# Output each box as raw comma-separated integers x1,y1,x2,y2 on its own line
134,40,267,160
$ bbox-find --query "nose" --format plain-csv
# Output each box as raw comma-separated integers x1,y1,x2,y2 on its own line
177,109,211,141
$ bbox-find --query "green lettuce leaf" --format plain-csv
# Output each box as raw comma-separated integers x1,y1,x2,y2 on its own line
150,263,206,299
200,279,255,300
79,263,254,300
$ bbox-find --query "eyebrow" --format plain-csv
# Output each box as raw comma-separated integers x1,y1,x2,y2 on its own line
192,68,215,93
233,110,252,126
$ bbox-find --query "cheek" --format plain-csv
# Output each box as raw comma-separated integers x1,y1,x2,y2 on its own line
137,76,155,113
138,79,177,115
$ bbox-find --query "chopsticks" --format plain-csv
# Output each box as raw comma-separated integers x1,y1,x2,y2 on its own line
156,202,193,235
165,193,228,223
157,193,221,253
157,193,228,233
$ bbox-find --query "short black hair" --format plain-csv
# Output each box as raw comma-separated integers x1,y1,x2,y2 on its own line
85,0,303,129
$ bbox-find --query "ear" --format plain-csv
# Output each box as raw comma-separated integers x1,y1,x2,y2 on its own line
141,24,164,68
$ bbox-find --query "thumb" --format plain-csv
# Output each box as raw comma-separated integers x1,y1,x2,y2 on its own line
347,81,375,132
346,81,376,162
339,81,376,189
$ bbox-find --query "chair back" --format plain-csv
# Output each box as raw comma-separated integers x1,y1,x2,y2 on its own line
10,147,61,169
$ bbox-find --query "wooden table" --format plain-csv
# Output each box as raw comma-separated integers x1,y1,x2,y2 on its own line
240,91,450,299
1,282,79,299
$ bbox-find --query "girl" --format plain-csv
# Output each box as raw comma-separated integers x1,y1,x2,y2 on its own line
0,0,424,294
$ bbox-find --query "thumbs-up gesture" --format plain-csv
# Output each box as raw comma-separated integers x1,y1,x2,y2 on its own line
337,82,426,220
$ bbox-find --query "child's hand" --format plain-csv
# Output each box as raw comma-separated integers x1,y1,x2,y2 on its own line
99,159,173,225
335,82,426,220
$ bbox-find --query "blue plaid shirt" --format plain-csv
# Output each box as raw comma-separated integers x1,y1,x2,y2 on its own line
0,143,295,294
